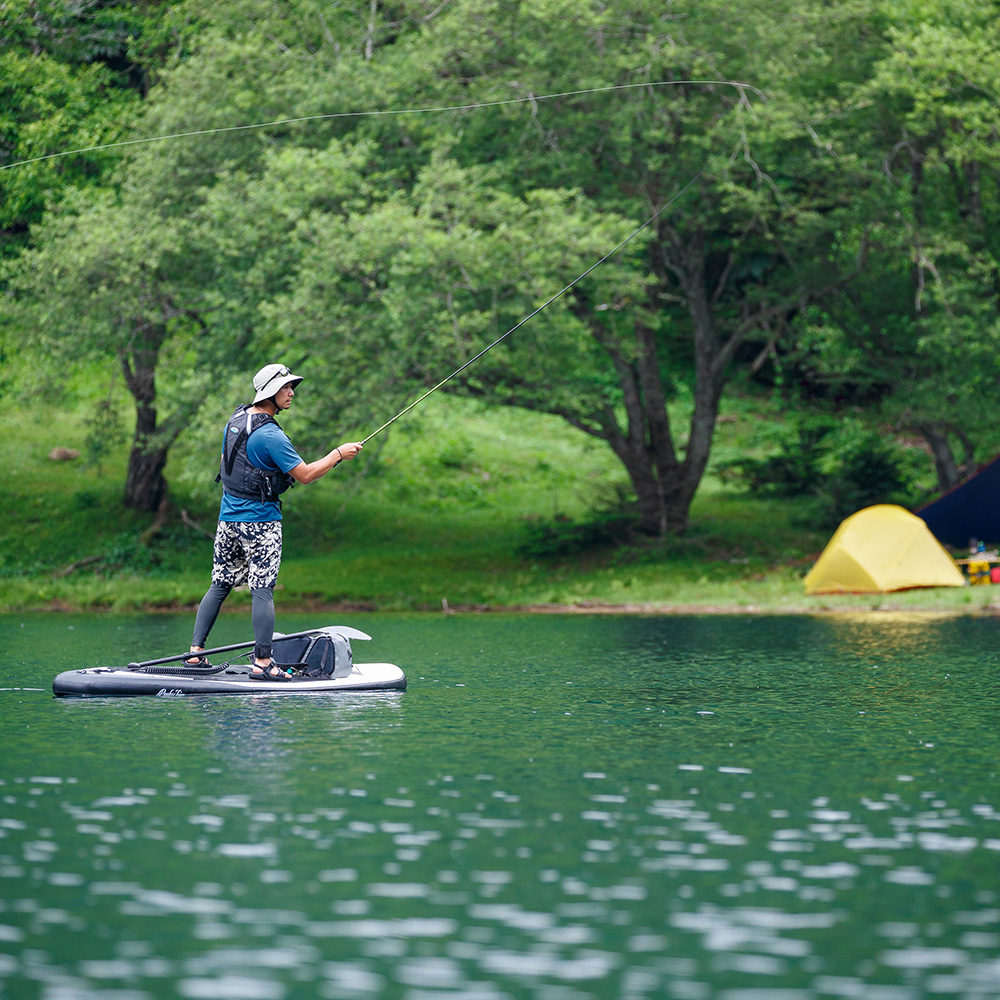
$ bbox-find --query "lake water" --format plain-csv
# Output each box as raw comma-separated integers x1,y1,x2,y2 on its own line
2,610,999,1000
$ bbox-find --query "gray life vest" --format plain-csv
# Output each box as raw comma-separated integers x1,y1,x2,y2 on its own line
215,405,296,503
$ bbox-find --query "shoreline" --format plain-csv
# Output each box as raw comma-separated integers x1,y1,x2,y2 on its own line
8,596,1000,617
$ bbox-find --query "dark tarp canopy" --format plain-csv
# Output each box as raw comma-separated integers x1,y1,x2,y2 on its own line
916,455,1000,549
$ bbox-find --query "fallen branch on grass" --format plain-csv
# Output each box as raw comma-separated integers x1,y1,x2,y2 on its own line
52,554,103,578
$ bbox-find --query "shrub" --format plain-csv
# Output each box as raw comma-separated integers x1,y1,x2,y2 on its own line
820,425,919,523
520,483,637,558
719,416,922,526
716,417,836,497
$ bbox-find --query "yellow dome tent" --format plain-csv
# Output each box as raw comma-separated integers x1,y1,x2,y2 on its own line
803,504,965,594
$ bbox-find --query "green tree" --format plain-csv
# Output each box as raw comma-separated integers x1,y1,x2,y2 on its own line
3,11,300,510
0,0,188,255
244,0,892,534
10,0,999,533
785,0,1000,491
4,187,216,510
0,0,197,420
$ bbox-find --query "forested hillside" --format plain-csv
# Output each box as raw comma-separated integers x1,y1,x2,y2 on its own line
3,0,999,541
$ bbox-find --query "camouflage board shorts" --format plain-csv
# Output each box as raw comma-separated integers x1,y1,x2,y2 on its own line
211,520,283,590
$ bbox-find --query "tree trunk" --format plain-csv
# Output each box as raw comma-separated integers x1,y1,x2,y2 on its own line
917,422,975,493
562,226,734,537
124,434,169,511
121,325,169,512
600,315,726,536
625,227,730,536
599,320,674,535
918,423,959,493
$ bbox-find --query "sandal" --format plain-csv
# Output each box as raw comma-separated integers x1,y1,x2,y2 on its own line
184,655,211,667
249,661,292,681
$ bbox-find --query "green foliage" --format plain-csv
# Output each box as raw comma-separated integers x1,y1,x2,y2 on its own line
719,416,924,525
771,0,1000,474
0,0,192,256
520,483,639,559
3,0,1000,535
820,425,919,522
1,0,164,66
717,418,836,498
0,49,137,250
435,434,475,471
83,394,128,470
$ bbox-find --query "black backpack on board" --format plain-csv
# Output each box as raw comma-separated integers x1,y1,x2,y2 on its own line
271,632,353,678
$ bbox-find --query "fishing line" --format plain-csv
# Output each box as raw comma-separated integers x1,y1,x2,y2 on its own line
0,79,760,171
361,172,703,444
3,72,749,442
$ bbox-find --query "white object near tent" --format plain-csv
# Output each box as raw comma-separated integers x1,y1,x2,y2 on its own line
803,504,965,594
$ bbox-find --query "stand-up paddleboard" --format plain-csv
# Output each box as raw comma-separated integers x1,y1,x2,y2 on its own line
52,625,406,698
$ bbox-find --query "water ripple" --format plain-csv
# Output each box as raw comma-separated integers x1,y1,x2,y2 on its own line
4,611,1000,1000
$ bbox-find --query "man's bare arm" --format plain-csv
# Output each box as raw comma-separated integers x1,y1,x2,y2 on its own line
289,441,363,484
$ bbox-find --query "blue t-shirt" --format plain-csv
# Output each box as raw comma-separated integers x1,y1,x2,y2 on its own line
219,421,304,522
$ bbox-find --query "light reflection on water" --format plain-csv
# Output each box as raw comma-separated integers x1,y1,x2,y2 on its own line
1,611,999,999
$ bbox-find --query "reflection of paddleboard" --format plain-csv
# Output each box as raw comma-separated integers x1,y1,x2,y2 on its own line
52,625,406,698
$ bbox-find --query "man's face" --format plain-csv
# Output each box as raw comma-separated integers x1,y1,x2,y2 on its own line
274,384,295,409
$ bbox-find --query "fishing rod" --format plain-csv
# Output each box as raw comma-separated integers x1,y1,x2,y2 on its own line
361,173,703,444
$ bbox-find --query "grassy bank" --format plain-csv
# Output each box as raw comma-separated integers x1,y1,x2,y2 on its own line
3,388,996,616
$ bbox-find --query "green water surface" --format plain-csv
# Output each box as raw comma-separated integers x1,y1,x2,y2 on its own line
1,611,998,999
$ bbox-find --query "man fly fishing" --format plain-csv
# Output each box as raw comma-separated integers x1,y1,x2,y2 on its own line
186,364,362,679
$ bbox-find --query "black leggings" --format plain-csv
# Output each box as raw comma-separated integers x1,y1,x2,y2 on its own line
192,583,275,660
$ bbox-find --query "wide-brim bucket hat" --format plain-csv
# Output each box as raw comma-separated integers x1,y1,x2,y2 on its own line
252,363,303,404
